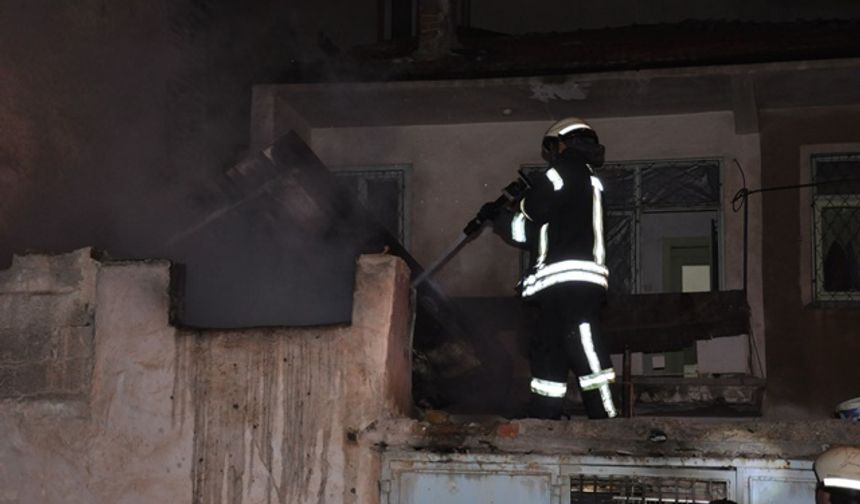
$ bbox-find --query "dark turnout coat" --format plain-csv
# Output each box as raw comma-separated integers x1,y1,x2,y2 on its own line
497,150,608,297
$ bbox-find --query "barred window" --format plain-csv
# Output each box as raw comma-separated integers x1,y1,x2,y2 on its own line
812,153,860,303
570,473,729,503
602,159,721,295
332,165,410,245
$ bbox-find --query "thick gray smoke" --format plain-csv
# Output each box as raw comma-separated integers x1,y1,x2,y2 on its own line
0,1,371,327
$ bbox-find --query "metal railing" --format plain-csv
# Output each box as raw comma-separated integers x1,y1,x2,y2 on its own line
570,474,729,503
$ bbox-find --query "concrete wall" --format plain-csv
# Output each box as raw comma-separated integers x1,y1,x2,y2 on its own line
0,249,192,503
0,249,412,504
0,250,99,400
759,105,860,418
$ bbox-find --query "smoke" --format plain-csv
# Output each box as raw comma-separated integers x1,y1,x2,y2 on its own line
0,0,536,411
0,0,377,327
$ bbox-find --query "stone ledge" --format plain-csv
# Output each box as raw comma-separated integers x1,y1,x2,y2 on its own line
361,416,860,460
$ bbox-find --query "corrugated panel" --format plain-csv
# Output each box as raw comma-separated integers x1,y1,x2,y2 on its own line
398,472,551,504
569,473,728,503
384,453,817,504
749,476,815,504
737,468,818,504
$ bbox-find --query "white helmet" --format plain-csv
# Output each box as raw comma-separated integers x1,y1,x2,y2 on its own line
815,446,860,502
541,117,602,164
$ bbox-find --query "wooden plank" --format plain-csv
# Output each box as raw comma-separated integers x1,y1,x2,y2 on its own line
601,290,750,353
456,290,750,355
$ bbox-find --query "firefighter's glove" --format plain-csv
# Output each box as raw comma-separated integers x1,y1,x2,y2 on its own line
503,179,529,202
477,201,500,222
463,201,499,235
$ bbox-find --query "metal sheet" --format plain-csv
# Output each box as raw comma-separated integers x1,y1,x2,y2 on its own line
747,473,816,504
398,471,551,504
384,452,818,504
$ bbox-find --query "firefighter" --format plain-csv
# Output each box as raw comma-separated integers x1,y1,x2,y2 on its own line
482,117,617,419
815,446,860,504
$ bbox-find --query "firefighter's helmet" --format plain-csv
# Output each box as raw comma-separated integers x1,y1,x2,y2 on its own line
541,117,602,164
815,446,860,503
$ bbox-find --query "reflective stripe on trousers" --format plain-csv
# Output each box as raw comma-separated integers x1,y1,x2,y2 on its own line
530,377,567,398
576,322,617,418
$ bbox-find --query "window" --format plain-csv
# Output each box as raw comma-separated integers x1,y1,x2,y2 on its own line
570,473,730,503
812,153,860,303
602,159,721,378
332,165,411,245
601,159,721,295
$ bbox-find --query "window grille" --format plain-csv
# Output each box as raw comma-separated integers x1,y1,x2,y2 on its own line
570,474,729,503
333,166,408,244
602,159,721,295
812,153,860,303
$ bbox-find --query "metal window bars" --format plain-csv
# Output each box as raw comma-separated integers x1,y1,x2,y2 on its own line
333,167,407,243
601,159,721,295
733,153,860,305
812,153,860,303
570,474,729,503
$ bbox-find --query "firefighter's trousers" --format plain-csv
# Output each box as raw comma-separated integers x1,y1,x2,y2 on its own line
526,283,618,419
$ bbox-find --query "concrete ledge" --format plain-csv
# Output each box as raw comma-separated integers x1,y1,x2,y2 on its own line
361,416,860,460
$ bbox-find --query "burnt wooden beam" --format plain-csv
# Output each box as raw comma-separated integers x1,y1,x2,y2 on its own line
453,290,750,356
601,290,750,354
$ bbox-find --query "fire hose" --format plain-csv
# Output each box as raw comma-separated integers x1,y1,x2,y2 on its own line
411,170,532,288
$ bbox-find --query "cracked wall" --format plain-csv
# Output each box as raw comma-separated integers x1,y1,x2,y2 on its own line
0,249,411,504
0,250,97,400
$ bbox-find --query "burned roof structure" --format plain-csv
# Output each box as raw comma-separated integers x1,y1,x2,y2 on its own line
287,19,860,82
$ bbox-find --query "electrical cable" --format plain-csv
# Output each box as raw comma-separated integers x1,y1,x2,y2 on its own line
730,159,765,378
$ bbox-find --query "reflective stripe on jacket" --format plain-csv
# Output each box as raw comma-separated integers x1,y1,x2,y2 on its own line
513,152,608,297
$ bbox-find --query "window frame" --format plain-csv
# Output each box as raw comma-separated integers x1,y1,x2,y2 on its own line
810,152,860,304
330,163,413,249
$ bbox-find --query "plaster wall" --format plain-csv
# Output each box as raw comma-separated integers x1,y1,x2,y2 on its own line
0,249,192,504
0,249,412,504
759,105,860,418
